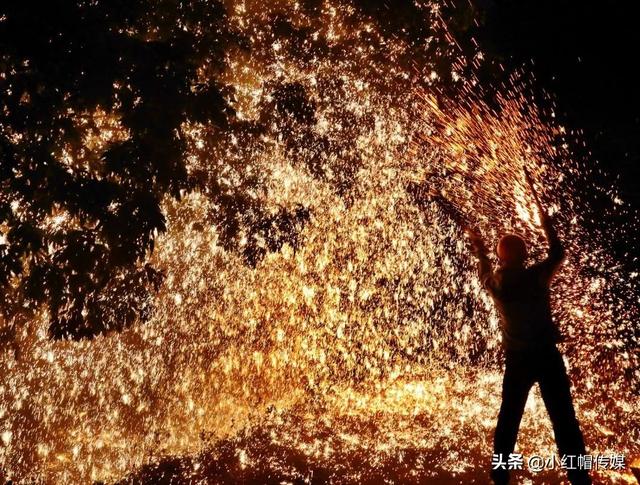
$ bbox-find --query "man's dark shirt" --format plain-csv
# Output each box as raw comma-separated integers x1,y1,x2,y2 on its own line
478,224,565,351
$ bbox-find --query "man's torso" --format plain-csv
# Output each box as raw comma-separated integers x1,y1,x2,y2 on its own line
487,265,561,351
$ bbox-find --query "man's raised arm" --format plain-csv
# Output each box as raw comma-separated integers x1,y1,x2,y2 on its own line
467,229,495,292
538,212,566,281
524,167,565,280
542,212,565,260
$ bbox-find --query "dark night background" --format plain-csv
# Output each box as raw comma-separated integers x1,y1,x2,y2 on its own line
475,0,640,207
449,0,640,277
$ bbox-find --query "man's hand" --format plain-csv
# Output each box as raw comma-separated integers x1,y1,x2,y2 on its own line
467,227,495,291
539,209,556,231
524,166,560,240
466,228,488,258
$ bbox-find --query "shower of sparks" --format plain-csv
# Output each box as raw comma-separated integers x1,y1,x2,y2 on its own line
1,1,639,483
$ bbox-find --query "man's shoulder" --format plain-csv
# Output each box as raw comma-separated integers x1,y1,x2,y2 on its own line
525,261,548,274
526,260,552,279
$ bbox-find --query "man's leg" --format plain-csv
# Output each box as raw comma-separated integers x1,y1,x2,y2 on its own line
538,348,591,485
492,352,533,485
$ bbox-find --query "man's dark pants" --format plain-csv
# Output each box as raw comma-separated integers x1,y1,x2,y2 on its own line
490,345,591,485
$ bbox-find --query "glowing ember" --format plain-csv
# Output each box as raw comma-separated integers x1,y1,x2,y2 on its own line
0,1,638,483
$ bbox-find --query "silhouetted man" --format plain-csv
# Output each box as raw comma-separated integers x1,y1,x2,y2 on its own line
467,202,591,485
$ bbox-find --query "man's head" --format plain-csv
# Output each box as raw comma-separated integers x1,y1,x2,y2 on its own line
497,234,527,266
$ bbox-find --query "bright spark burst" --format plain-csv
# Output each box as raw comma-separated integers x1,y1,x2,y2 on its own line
1,1,638,483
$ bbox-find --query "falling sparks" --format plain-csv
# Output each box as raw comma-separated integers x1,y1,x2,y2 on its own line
1,1,639,483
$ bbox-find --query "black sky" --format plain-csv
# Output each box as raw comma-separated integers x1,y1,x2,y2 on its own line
474,0,640,205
